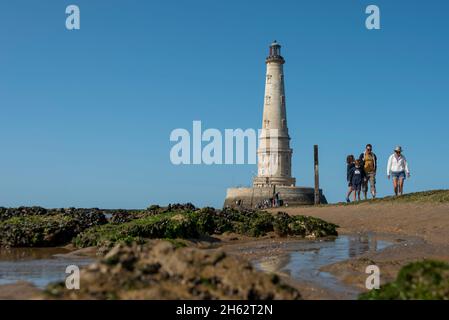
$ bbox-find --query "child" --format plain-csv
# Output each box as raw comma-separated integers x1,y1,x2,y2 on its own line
349,159,366,201
346,155,355,203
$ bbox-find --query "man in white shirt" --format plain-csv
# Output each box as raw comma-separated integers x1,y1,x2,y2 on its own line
387,146,411,196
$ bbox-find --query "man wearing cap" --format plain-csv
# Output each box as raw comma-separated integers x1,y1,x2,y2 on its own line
359,144,378,199
387,146,411,196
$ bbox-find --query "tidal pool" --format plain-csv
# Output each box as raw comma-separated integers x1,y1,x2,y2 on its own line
254,235,391,298
0,248,94,288
0,235,391,294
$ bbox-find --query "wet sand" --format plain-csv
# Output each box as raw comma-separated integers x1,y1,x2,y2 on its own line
269,202,449,246
219,233,393,299
264,202,449,298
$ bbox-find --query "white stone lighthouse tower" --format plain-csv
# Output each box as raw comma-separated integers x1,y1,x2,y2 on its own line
253,41,295,187
223,41,326,208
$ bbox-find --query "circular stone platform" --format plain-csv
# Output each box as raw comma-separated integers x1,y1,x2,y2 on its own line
223,186,327,208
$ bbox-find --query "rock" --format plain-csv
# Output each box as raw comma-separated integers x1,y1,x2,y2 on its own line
0,206,48,222
74,207,339,248
45,241,301,300
359,260,449,300
109,210,135,224
165,203,197,212
0,208,108,247
0,205,338,248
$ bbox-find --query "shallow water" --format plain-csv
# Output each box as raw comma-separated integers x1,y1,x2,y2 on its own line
0,248,94,288
254,235,391,299
0,235,390,294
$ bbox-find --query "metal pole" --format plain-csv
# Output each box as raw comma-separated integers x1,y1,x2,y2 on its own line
314,145,320,205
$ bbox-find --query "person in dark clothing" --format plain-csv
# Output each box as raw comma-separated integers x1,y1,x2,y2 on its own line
348,159,366,201
274,192,280,207
346,155,355,203
359,144,378,200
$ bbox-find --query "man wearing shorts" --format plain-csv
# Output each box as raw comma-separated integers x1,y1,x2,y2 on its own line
359,144,377,200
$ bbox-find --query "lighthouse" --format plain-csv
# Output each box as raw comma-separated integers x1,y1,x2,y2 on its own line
224,41,326,208
253,41,295,188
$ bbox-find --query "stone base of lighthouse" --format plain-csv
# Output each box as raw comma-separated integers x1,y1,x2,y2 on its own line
223,186,327,209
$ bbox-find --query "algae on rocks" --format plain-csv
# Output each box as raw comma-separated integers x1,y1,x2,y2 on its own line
359,260,449,300
0,207,108,247
0,204,338,248
73,206,338,248
45,241,302,300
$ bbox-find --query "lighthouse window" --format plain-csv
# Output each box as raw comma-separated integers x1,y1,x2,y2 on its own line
282,119,286,128
265,95,271,105
266,74,272,84
281,96,285,106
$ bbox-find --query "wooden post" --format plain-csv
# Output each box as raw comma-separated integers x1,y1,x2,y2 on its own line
314,145,320,205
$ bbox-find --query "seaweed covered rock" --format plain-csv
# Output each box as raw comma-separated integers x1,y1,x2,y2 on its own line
216,208,275,237
109,210,144,224
359,260,449,300
212,208,338,238
74,207,338,248
45,241,301,300
73,212,202,248
0,205,338,248
108,204,197,224
166,203,196,212
61,208,108,228
109,210,133,224
0,206,48,222
0,209,108,247
273,212,338,238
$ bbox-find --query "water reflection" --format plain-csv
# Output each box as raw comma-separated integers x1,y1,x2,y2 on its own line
254,235,390,298
348,235,378,258
0,247,70,261
0,248,94,288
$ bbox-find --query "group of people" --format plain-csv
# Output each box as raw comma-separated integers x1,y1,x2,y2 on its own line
346,144,411,202
255,192,283,209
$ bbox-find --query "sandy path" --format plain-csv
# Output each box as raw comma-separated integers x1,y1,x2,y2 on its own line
269,202,449,246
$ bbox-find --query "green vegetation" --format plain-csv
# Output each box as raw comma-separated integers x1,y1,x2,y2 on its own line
74,207,339,248
359,260,449,300
273,212,339,237
337,190,449,206
73,212,201,248
0,212,107,247
0,204,338,248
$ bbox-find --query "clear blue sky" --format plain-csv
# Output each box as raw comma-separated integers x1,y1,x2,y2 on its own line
1,0,448,208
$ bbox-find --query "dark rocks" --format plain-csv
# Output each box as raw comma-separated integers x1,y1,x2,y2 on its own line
0,205,338,248
0,207,108,247
109,210,135,224
73,212,203,248
73,207,339,248
45,241,301,300
273,212,339,238
0,206,48,222
165,203,197,212
61,208,108,227
108,204,197,224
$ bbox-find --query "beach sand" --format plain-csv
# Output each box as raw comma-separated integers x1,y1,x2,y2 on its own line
261,201,449,299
